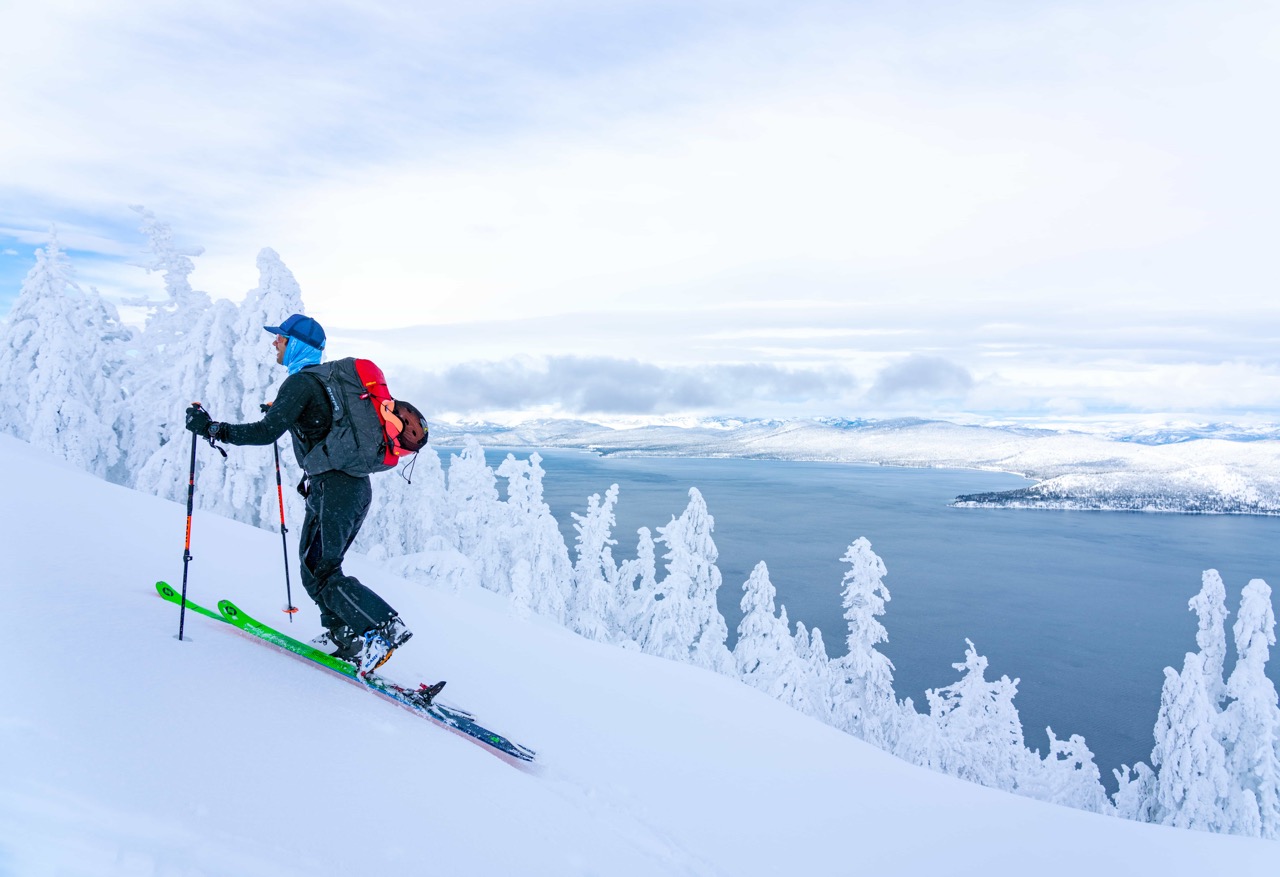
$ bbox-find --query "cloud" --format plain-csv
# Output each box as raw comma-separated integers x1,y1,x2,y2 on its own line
401,356,857,416
867,355,974,404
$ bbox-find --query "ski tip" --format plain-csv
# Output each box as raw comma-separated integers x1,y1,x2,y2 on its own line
156,581,176,600
218,600,242,622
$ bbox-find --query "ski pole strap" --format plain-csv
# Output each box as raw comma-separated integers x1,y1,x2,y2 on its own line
205,435,228,458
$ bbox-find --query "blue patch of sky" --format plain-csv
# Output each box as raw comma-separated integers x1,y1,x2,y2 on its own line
0,244,33,317
0,207,159,317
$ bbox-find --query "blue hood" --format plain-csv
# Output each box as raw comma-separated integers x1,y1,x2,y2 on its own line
283,336,323,374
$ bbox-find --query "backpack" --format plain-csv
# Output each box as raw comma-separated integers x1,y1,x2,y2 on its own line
296,357,427,478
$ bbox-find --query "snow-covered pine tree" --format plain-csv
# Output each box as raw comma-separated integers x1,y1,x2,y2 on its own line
355,446,450,560
652,488,734,675
616,526,659,649
923,639,1031,793
796,623,836,722
1113,761,1160,823
1018,727,1112,814
735,562,810,711
233,249,308,529
829,538,897,748
1190,569,1230,707
119,207,214,482
1219,578,1280,838
140,249,309,525
444,438,509,596
1149,651,1232,832
497,452,572,623
568,484,623,642
0,231,131,478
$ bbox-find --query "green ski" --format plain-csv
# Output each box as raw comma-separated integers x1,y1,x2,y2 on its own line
155,581,537,767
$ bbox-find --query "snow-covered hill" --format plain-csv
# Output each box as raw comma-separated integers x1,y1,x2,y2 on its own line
1,435,1274,876
431,417,1280,515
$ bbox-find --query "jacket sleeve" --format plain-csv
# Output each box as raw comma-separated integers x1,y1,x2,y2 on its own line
220,374,317,446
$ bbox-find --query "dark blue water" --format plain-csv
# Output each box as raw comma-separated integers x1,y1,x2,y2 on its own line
461,447,1279,791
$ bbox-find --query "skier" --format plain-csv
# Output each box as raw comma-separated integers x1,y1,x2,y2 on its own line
183,313,414,673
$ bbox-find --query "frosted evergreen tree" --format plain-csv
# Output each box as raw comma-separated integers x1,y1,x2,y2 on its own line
652,489,734,675
829,538,897,747
1190,569,1230,707
568,484,622,642
1220,578,1280,838
0,231,130,478
119,208,214,482
616,526,659,648
795,623,835,722
1113,761,1160,823
444,438,509,596
1149,651,1232,832
137,249,310,525
232,249,308,528
132,297,240,507
497,452,572,623
923,640,1031,793
1019,728,1112,814
735,562,810,711
356,446,450,560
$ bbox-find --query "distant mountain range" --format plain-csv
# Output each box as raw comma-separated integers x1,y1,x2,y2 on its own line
429,417,1280,516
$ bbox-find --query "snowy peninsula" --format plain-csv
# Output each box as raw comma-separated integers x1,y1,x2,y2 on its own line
428,417,1280,516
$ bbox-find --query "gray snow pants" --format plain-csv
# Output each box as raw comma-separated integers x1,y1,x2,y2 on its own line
299,470,397,635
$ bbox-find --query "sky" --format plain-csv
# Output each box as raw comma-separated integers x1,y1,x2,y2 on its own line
2,0,1278,421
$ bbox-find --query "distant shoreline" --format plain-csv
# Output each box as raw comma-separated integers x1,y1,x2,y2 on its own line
429,416,1280,516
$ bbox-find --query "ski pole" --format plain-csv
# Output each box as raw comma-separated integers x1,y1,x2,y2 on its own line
177,402,202,642
262,403,298,621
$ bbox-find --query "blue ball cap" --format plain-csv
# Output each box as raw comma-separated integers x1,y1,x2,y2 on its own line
264,313,326,350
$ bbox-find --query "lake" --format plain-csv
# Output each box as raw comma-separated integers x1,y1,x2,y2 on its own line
458,447,1280,792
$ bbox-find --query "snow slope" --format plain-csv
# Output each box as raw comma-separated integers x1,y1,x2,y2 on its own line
0,435,1273,876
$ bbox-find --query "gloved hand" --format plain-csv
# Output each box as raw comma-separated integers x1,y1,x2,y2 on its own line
185,406,227,441
185,405,212,436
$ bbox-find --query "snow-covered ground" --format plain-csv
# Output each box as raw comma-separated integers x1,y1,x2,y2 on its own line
431,417,1280,515
2,435,1274,876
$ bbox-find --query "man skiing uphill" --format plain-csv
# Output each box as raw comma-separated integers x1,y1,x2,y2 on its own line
184,313,428,675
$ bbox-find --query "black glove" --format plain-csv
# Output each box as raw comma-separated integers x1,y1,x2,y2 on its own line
185,405,212,436
185,406,227,441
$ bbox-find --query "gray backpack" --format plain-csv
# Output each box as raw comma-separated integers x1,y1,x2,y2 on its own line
296,358,402,478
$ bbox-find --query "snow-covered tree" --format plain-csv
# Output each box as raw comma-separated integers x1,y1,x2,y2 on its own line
568,484,622,641
136,249,311,525
829,538,897,747
923,640,1030,793
735,562,810,711
1020,728,1112,814
616,526,659,648
1149,651,1232,832
0,231,131,478
497,451,572,623
119,207,215,483
651,489,733,675
1219,578,1280,838
1113,761,1160,823
356,446,450,560
1190,569,1230,707
444,438,507,595
795,623,835,722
